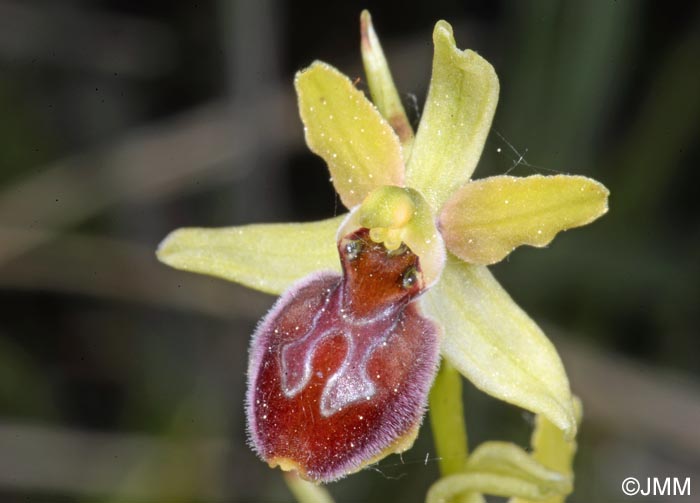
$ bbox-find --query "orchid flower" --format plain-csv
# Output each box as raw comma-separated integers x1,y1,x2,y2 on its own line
157,11,608,503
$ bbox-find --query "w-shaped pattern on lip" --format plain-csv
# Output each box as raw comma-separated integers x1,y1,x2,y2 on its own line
280,287,401,416
246,228,439,482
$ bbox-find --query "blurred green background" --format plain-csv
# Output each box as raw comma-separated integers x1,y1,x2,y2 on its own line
0,1,698,502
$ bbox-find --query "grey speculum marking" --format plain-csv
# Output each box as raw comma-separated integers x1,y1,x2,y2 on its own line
280,286,402,417
278,229,422,417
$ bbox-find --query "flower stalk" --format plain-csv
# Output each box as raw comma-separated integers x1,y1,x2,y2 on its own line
429,361,468,477
284,472,336,503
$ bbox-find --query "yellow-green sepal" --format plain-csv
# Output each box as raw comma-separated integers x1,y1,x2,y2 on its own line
406,20,499,212
295,61,404,208
422,256,577,438
156,216,344,295
440,175,610,265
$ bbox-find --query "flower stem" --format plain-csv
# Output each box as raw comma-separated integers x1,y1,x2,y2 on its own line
429,360,468,475
284,472,335,503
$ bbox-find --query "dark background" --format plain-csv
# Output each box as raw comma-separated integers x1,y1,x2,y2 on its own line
0,1,698,501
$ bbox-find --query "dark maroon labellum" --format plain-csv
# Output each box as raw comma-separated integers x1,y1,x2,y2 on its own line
246,228,439,482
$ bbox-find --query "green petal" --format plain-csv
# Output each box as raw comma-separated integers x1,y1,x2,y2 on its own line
295,61,404,208
360,10,414,154
406,21,499,211
156,216,344,295
511,398,582,503
422,256,577,437
440,175,610,265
